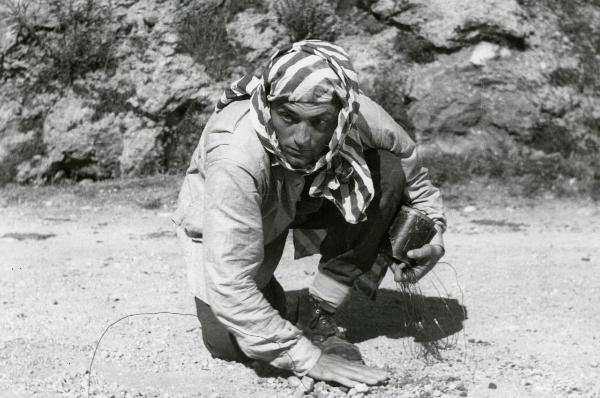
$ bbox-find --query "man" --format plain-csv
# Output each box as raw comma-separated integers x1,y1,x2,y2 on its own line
173,40,446,387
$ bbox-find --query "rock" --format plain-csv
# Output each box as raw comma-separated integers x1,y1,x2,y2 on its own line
300,376,314,392
287,376,301,388
118,53,212,116
0,14,18,55
226,9,288,65
336,27,399,87
40,94,121,179
370,0,532,49
463,205,477,213
143,14,159,27
0,130,40,183
354,383,369,393
469,42,500,67
119,113,163,176
488,382,498,389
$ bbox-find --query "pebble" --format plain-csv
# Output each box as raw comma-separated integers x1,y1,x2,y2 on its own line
315,391,328,398
354,383,368,393
488,382,498,389
288,376,301,388
463,205,477,213
301,376,314,392
292,376,314,397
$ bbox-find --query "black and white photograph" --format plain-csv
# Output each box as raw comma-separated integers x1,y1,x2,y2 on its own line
1,0,599,397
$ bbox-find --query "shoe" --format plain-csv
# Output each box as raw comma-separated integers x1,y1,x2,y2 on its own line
297,294,363,362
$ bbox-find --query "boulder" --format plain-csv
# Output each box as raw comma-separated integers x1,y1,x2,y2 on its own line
119,113,163,175
118,52,211,116
226,8,288,66
370,0,532,49
39,94,120,179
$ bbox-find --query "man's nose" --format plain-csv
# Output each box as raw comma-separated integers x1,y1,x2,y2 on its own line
294,121,313,149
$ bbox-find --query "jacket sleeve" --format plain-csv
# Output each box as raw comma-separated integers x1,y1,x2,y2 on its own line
357,93,447,233
202,149,321,375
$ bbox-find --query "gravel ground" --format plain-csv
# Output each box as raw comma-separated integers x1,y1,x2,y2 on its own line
1,179,599,397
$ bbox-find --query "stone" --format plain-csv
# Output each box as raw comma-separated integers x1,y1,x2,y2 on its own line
226,9,288,65
300,376,314,392
370,0,532,49
354,383,369,393
119,113,163,176
469,42,500,67
0,131,39,183
287,376,301,388
118,53,211,116
143,14,159,27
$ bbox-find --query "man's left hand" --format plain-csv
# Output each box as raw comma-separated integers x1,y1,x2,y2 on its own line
389,244,444,283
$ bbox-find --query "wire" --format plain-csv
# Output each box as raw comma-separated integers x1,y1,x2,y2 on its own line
86,311,303,397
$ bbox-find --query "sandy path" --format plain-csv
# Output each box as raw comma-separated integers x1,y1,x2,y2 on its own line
1,182,599,398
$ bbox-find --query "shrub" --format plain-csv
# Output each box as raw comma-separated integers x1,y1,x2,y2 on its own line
394,33,436,64
176,4,237,80
161,102,208,173
273,0,339,42
6,0,117,86
364,69,416,140
548,67,581,87
423,149,599,199
524,122,574,157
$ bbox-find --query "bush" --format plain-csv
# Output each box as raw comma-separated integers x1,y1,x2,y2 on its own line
423,150,599,199
8,0,117,86
273,0,339,42
524,122,574,157
176,3,237,80
548,67,581,87
364,69,416,140
161,102,208,173
394,33,436,64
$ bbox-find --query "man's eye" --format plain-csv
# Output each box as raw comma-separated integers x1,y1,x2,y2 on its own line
314,118,332,129
278,111,295,123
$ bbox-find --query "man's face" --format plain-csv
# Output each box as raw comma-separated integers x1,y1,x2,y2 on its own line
270,100,340,168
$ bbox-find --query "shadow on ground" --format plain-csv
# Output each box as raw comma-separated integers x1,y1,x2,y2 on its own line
287,288,467,344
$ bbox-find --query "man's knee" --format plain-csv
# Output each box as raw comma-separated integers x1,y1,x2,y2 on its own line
195,297,249,362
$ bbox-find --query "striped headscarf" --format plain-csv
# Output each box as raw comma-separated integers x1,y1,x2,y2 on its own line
216,40,374,224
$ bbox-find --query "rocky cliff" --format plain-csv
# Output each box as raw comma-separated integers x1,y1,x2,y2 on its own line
1,0,598,189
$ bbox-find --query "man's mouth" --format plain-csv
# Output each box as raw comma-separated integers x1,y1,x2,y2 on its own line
286,147,312,156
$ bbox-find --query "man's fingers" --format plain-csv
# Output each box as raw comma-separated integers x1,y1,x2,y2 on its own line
308,354,389,387
390,262,407,282
407,245,433,259
336,366,388,387
331,375,358,388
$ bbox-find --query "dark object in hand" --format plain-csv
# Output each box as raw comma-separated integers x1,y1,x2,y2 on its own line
388,206,438,266
353,206,437,299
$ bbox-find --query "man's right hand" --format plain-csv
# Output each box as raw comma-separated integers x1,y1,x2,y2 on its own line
306,353,389,388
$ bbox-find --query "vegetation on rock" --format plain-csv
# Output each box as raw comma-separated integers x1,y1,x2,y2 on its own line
0,0,598,199
273,0,339,42
6,0,117,87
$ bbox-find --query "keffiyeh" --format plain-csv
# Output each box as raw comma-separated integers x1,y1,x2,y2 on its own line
216,40,374,224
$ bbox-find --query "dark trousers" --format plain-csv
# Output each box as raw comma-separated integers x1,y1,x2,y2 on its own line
297,149,407,286
196,149,406,361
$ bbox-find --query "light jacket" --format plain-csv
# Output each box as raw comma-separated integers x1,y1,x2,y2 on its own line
173,94,446,375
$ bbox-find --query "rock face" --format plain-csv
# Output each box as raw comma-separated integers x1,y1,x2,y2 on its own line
0,0,216,183
0,0,598,184
371,0,531,49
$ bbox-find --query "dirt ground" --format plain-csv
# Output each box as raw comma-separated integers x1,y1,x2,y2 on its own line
1,177,599,398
